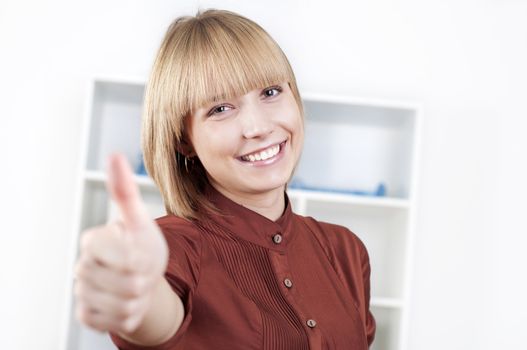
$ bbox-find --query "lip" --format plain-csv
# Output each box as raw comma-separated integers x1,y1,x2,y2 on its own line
236,140,287,166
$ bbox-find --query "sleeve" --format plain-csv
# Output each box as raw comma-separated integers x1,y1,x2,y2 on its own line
109,216,203,350
354,233,377,347
307,218,376,347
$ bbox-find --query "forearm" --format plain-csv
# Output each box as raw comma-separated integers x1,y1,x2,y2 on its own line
118,277,185,346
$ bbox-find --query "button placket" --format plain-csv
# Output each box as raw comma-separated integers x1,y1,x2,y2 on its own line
268,239,321,343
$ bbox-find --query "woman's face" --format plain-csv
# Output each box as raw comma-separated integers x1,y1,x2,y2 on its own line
186,82,304,199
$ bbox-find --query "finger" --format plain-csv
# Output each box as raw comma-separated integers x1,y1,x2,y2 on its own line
76,255,152,298
76,300,126,333
74,280,143,320
106,153,150,230
80,224,146,272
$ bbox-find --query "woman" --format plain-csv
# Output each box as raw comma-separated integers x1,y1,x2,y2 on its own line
74,9,376,349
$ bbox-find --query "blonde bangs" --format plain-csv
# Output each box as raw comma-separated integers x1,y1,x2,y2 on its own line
181,15,294,116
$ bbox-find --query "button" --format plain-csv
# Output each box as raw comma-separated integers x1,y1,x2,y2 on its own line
306,319,317,328
272,233,283,244
284,278,293,288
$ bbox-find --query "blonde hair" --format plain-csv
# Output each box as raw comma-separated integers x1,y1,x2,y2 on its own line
142,9,303,220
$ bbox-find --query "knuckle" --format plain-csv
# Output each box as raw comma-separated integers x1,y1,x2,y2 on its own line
87,318,104,332
73,283,81,298
79,228,97,249
73,262,81,280
76,304,91,325
73,281,86,299
74,260,88,280
128,277,146,297
77,306,109,332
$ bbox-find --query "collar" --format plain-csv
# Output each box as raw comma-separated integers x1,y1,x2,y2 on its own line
203,184,296,252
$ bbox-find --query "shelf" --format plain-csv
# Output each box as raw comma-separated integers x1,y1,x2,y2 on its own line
371,297,405,309
85,170,409,210
302,92,421,111
296,97,417,200
86,81,144,172
67,78,421,350
369,307,401,350
84,171,164,221
85,170,156,189
287,188,409,209
304,199,409,299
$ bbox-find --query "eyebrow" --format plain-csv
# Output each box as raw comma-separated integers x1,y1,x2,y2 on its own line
207,93,229,103
195,93,228,117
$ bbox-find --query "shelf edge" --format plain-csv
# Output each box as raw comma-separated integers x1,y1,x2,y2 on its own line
287,189,410,209
84,170,156,188
370,297,405,309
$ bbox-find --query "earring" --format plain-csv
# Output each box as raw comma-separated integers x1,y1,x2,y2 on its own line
184,156,190,173
176,152,189,173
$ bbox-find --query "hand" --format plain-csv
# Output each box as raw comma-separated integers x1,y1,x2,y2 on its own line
74,154,169,334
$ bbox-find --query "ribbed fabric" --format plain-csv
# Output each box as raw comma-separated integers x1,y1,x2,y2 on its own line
110,184,376,350
204,223,308,349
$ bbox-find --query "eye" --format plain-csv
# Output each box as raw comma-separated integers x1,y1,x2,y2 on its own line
262,85,283,98
207,104,232,117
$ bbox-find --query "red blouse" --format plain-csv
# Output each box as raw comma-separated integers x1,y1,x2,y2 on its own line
111,185,376,349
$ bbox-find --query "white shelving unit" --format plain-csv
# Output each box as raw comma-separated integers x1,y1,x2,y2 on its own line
61,77,422,350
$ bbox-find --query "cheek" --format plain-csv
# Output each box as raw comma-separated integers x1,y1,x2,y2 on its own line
288,112,305,156
281,106,304,141
193,127,240,164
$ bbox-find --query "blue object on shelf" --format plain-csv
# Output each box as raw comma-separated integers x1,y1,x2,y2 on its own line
136,154,147,175
375,183,386,196
289,179,387,197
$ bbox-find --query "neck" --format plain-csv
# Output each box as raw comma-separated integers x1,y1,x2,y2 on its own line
210,182,286,221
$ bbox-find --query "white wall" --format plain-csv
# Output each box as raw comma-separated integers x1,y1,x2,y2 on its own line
0,0,525,349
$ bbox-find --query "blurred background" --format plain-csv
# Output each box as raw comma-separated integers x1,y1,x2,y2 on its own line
0,0,525,349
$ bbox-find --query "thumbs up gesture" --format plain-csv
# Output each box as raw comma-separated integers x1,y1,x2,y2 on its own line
74,154,169,334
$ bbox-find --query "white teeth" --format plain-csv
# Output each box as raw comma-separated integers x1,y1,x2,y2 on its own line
242,144,280,162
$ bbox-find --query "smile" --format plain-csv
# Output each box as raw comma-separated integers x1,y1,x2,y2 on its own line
239,141,286,163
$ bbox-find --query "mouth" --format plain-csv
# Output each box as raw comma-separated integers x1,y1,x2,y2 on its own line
237,140,287,164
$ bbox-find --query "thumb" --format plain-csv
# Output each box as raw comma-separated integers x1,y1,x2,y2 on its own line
106,153,150,230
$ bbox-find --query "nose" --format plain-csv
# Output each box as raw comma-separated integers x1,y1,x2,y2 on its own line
241,102,273,139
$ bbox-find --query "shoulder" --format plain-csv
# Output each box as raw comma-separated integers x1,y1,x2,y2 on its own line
155,214,202,238
155,215,204,290
298,215,369,262
156,214,200,232
155,214,203,257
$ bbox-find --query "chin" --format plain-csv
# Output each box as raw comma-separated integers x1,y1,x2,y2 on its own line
244,180,286,194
